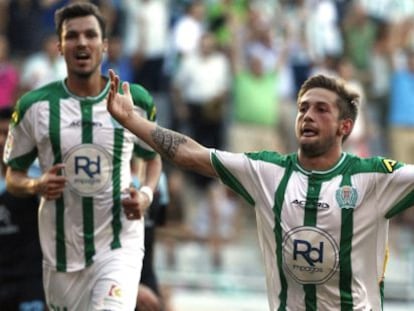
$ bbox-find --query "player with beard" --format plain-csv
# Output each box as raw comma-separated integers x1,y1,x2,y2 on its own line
4,3,162,310
106,71,414,311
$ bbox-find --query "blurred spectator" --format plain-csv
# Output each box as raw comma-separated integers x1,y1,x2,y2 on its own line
171,32,232,262
360,0,414,23
166,0,206,78
130,0,171,128
96,0,125,37
172,0,206,56
172,31,231,151
101,35,134,82
306,0,343,63
389,48,414,165
0,108,45,311
206,0,248,54
281,0,313,95
19,33,66,92
342,2,378,86
0,35,19,109
367,20,394,155
244,15,283,75
130,0,169,92
229,12,285,153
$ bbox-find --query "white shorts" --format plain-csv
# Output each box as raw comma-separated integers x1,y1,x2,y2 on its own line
43,247,144,311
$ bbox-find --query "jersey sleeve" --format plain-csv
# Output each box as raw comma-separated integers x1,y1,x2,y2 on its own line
129,83,158,160
3,97,38,171
211,150,256,205
373,159,414,218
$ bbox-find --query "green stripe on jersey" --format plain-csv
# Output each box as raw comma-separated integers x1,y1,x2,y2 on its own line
81,101,95,265
274,162,294,311
111,128,124,249
49,96,66,272
385,190,414,219
211,153,255,205
303,178,322,310
339,174,354,310
6,148,38,171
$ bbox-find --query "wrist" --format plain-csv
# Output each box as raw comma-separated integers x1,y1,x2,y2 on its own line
29,179,41,195
139,186,153,204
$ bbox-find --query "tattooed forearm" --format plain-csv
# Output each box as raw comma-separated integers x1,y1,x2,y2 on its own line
151,126,187,159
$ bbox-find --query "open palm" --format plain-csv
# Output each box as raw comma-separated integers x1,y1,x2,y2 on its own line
107,69,134,124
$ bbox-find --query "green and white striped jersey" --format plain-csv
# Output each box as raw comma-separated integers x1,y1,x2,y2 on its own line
4,79,157,272
211,150,414,311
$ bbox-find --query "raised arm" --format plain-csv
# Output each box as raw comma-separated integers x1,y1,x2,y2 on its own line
107,69,217,178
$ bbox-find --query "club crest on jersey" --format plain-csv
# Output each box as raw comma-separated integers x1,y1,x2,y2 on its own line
335,185,357,209
63,144,112,196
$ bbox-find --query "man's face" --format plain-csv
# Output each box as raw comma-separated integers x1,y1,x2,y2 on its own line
58,15,107,78
295,88,347,157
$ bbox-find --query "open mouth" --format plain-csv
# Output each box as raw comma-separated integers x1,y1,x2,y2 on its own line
75,51,91,62
301,127,318,137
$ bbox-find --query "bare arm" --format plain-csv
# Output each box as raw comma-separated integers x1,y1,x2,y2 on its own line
140,155,162,193
6,163,67,200
107,70,217,178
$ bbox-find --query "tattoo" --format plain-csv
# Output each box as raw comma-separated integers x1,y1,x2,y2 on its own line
151,126,187,159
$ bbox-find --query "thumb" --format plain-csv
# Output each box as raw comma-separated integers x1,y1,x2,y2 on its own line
129,187,138,199
49,163,65,175
122,81,131,97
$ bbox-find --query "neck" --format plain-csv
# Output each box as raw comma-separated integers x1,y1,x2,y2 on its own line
65,72,106,98
297,148,343,171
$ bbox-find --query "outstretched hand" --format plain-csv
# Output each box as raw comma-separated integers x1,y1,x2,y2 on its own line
107,69,135,125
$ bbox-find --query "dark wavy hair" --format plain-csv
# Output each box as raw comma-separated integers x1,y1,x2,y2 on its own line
55,2,106,41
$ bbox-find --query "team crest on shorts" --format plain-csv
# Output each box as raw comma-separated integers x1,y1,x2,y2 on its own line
335,185,358,209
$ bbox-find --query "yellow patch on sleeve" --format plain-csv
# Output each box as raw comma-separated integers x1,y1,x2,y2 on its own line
149,106,156,121
11,111,19,125
382,159,397,173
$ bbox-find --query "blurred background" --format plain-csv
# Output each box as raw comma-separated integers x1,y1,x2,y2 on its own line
1,0,414,310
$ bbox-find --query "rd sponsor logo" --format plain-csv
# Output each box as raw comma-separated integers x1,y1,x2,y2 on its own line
64,144,112,196
282,226,339,284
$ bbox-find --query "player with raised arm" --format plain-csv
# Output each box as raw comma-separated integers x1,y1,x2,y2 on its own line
107,69,414,310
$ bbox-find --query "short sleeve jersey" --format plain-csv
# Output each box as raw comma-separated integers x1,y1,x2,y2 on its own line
211,150,414,311
4,79,157,272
